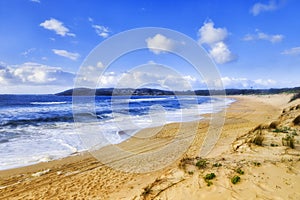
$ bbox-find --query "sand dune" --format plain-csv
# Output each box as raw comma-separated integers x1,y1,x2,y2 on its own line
0,94,299,200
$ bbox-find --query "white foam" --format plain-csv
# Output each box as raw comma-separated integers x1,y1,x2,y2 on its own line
0,97,235,170
127,97,173,102
30,101,67,105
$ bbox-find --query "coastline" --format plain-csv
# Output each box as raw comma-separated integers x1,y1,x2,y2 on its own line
1,94,299,199
0,95,232,171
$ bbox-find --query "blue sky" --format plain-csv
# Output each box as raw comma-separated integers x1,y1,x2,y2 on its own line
0,0,299,94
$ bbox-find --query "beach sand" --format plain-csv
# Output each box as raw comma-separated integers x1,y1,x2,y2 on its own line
0,94,299,199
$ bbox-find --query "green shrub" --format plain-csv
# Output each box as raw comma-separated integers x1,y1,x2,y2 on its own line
271,143,278,147
204,173,216,180
231,175,241,184
206,181,213,186
282,135,295,149
213,163,222,167
204,173,216,186
188,171,194,175
273,127,290,133
196,159,207,169
292,130,298,136
253,161,261,166
236,168,244,175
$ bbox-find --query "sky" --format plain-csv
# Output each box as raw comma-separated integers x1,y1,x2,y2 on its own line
0,0,300,94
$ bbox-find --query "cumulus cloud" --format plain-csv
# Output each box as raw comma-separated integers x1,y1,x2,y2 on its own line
93,72,278,90
281,47,300,55
92,25,110,38
209,42,236,64
146,34,175,54
198,20,236,64
221,77,277,89
76,62,106,85
76,62,197,90
40,18,75,37
52,49,80,61
243,30,283,43
0,62,74,86
113,71,195,91
250,0,279,16
198,21,228,44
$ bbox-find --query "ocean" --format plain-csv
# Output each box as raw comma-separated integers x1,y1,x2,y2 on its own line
0,94,234,170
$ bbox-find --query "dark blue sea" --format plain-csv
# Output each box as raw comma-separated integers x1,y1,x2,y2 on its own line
0,94,234,170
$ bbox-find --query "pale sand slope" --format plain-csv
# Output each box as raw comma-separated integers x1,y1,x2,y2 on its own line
0,94,299,200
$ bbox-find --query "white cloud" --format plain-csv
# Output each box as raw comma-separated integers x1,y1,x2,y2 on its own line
76,62,106,84
92,25,110,38
257,32,283,43
52,49,80,61
243,30,283,43
94,72,278,90
40,18,75,37
281,47,300,55
198,21,228,44
114,71,194,91
209,42,236,64
198,20,236,64
0,62,74,86
146,34,175,54
250,0,279,16
21,48,36,57
221,77,277,89
30,0,40,3
76,63,197,91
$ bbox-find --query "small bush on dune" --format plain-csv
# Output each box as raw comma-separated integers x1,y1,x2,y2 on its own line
204,173,216,180
196,158,207,169
282,135,295,149
213,163,222,167
273,126,290,133
236,168,244,175
231,175,241,184
188,171,194,175
204,173,216,186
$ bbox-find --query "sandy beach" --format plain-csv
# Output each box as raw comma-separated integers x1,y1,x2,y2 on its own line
0,94,299,200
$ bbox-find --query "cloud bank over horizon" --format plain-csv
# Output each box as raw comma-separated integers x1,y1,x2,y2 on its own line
0,61,294,94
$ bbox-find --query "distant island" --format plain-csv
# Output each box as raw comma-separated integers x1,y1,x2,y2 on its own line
55,87,300,96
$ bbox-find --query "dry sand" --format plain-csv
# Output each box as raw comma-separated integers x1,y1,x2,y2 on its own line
0,94,299,200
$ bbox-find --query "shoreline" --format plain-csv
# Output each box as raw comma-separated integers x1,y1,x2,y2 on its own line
0,95,234,172
1,94,299,199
